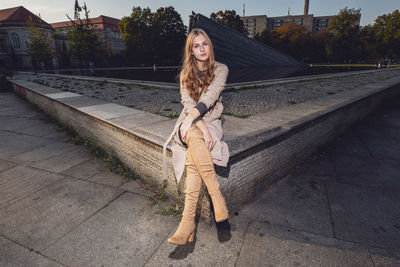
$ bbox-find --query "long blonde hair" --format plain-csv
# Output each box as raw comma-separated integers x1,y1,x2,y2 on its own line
180,29,215,103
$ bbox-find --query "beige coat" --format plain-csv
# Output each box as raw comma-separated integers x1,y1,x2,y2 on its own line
162,61,230,184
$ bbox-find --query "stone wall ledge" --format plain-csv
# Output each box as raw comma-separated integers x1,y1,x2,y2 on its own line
10,74,400,220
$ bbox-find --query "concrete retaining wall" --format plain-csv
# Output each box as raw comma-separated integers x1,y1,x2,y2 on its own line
10,73,400,221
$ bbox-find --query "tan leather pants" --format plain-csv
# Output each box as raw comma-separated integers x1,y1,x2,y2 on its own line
184,125,228,222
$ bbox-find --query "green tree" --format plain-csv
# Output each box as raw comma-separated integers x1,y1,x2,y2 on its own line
255,24,324,62
119,7,157,64
373,9,400,59
275,23,312,60
67,3,104,66
312,30,330,62
153,6,187,64
359,25,377,61
326,7,361,62
26,15,55,69
210,10,247,35
119,6,187,65
254,28,283,49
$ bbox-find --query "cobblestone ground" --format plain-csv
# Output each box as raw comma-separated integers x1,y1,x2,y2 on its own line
28,69,400,118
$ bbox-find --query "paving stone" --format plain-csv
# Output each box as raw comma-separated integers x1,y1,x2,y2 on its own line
331,154,383,187
378,126,400,141
236,221,373,267
0,165,65,209
78,103,143,120
375,159,400,188
239,174,333,237
0,116,40,131
29,145,93,173
57,95,107,108
82,169,126,187
369,247,400,267
118,180,151,197
0,159,17,172
0,131,50,158
295,155,335,178
12,141,78,165
327,182,400,249
0,105,41,119
135,117,177,145
329,134,372,159
351,121,387,140
61,158,107,179
0,236,62,267
11,122,67,140
108,112,169,131
43,192,176,267
45,92,82,99
0,178,123,252
145,217,244,267
360,136,400,161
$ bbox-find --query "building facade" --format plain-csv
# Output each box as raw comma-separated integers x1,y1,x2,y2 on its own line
0,4,125,70
241,15,267,38
241,0,361,38
51,15,125,56
0,6,54,69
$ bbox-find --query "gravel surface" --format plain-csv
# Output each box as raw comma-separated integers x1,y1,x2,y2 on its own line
28,69,400,118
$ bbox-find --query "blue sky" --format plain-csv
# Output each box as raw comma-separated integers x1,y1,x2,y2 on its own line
3,0,399,26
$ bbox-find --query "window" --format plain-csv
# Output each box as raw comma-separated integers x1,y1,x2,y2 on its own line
0,39,6,51
11,32,20,48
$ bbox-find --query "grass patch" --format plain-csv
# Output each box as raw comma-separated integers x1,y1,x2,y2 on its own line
224,83,273,92
133,83,156,90
96,80,107,87
148,190,167,205
161,202,183,216
222,111,251,118
166,113,179,119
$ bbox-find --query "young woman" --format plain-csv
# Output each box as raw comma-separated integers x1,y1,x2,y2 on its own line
162,28,230,245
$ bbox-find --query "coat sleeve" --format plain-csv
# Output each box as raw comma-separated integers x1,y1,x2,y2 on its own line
199,63,228,109
180,73,196,115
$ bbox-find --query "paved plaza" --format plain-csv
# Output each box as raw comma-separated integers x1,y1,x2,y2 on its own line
26,69,400,117
1,90,400,266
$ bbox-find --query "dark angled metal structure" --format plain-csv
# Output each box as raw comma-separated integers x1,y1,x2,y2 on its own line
189,13,301,68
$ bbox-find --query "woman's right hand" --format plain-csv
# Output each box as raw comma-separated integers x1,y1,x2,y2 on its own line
195,120,214,151
180,115,193,142
202,127,214,151
180,108,201,141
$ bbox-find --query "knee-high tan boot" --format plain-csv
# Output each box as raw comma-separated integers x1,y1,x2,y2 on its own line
186,126,229,222
168,148,202,245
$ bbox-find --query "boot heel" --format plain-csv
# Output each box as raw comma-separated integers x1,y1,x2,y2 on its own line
188,232,195,242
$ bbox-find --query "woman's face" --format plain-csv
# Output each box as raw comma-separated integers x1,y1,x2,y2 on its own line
191,34,210,62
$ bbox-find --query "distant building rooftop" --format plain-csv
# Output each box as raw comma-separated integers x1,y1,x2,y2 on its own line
0,6,49,26
51,15,121,30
